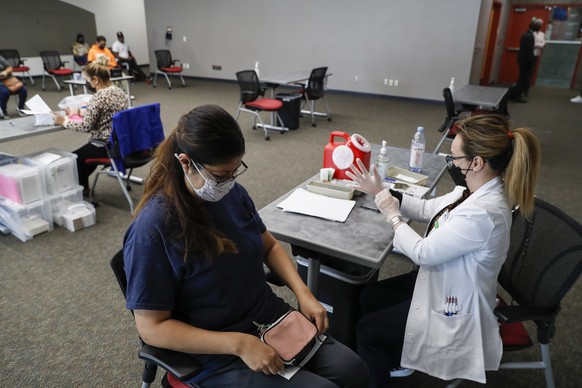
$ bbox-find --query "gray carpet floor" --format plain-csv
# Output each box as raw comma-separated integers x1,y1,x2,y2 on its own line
1,76,581,387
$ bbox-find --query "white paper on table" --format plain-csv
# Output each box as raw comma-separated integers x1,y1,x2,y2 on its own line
277,188,355,222
24,94,52,114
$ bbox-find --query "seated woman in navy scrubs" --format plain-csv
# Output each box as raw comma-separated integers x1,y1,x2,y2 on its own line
123,104,368,388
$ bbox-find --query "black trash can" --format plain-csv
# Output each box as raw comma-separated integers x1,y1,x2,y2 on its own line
295,254,379,350
276,93,302,130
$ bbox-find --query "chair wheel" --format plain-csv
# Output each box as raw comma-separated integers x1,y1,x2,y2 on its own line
252,125,257,130
312,123,317,127
153,85,157,88
300,114,304,118
265,136,270,141
327,118,332,122
126,186,132,191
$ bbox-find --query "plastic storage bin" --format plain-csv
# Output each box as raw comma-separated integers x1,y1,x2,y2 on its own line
276,93,302,130
0,197,53,242
0,152,16,167
54,201,96,232
49,185,84,226
21,149,79,195
295,253,379,350
0,163,44,205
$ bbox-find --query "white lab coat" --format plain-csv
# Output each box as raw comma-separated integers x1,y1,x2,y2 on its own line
395,177,511,383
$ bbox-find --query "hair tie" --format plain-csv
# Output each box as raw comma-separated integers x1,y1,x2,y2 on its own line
507,131,514,140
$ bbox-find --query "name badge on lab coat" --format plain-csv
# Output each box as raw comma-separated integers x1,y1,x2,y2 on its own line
433,209,450,231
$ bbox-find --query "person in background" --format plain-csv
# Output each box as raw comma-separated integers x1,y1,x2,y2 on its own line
529,18,546,97
71,33,90,66
513,19,538,103
347,114,541,388
53,57,128,197
111,31,149,82
123,104,369,387
87,35,118,69
0,55,27,119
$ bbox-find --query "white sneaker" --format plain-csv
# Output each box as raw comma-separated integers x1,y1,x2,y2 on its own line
390,366,414,377
570,95,582,103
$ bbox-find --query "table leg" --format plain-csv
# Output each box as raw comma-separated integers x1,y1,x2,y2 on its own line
306,257,321,296
124,80,132,107
68,84,75,96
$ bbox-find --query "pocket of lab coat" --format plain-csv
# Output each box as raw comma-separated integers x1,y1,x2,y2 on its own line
428,310,475,349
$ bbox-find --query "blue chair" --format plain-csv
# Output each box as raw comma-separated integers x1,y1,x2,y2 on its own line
86,103,165,213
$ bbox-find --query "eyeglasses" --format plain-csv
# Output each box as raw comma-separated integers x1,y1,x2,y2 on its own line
193,160,248,185
445,155,471,168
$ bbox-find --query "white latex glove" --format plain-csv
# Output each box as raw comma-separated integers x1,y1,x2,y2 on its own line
346,158,384,196
375,189,401,221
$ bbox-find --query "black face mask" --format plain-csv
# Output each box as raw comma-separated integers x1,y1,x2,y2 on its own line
447,164,472,188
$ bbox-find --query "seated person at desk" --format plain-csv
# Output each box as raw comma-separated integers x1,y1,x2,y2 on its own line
53,57,128,197
71,33,90,66
0,55,27,119
123,105,369,387
347,114,540,387
87,35,118,69
111,31,148,82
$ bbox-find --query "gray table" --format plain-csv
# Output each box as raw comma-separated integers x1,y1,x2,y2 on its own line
453,84,509,110
258,145,446,295
0,115,63,144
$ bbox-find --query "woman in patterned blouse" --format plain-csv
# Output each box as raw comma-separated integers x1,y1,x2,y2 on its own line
54,57,128,195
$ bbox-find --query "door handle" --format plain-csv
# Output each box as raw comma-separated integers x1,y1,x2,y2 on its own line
507,47,519,52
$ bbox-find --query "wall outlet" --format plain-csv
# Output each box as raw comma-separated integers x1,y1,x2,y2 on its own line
389,79,394,86
394,79,399,87
354,75,358,82
184,63,190,69
183,36,187,42
212,65,222,71
384,78,388,85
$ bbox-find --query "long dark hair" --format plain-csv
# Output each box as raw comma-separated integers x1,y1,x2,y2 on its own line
134,105,246,260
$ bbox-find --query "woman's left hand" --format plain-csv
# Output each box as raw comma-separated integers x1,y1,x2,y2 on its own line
297,293,329,334
346,158,385,196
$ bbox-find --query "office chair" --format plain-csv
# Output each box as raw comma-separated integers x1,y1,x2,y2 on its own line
433,87,471,155
494,197,582,388
85,103,165,213
39,51,74,92
0,49,34,85
153,50,185,89
292,67,331,127
235,70,287,141
492,86,512,119
110,250,203,388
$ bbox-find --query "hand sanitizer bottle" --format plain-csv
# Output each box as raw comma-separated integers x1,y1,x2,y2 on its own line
375,140,390,180
254,61,260,78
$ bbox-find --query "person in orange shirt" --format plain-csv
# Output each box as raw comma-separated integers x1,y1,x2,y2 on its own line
87,35,118,69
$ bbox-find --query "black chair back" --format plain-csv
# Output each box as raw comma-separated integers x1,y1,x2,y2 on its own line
306,67,328,99
39,51,64,71
155,50,173,69
0,49,23,67
499,197,582,341
236,70,263,103
443,87,458,119
110,250,128,298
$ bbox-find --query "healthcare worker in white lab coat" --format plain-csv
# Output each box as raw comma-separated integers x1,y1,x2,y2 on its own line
347,114,541,388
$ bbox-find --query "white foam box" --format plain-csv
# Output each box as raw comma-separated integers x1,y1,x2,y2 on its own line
49,185,84,225
0,197,53,242
21,149,79,195
54,201,96,232
0,163,45,205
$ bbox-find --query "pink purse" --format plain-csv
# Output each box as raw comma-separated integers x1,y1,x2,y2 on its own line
254,310,319,365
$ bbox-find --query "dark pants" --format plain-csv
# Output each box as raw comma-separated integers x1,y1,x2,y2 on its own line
117,57,148,81
73,142,108,190
0,84,27,115
193,336,369,387
356,271,418,388
514,62,533,100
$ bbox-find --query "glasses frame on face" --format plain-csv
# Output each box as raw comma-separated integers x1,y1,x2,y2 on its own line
445,154,472,168
191,160,248,185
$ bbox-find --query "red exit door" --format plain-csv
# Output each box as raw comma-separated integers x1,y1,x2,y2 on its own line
498,6,550,84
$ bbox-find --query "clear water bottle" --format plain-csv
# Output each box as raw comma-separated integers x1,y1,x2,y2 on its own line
375,140,390,180
409,126,426,173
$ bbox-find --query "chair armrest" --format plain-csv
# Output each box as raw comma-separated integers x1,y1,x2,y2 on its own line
494,305,554,324
89,139,108,148
62,60,69,66
290,82,306,88
139,344,203,382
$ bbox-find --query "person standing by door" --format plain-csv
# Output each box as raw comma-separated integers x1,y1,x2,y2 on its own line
513,19,537,103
